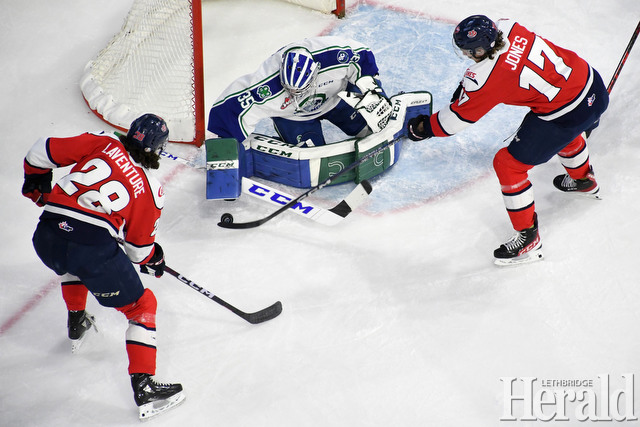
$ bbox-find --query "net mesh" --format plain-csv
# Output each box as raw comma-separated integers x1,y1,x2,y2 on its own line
281,0,337,14
81,0,197,143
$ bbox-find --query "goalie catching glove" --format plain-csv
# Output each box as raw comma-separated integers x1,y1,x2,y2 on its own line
338,76,392,133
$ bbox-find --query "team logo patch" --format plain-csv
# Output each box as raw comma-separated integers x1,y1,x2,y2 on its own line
281,96,294,110
587,93,596,106
298,94,326,113
58,221,73,232
257,85,272,99
337,50,350,63
467,30,478,38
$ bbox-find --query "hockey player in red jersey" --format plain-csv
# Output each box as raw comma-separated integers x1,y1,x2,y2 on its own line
22,114,184,419
407,15,609,266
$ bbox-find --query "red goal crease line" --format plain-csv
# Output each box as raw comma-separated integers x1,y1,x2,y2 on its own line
0,279,59,336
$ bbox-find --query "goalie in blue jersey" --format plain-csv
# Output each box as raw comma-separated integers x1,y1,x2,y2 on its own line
207,36,392,147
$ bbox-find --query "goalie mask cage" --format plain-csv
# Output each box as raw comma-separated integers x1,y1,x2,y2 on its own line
80,0,344,146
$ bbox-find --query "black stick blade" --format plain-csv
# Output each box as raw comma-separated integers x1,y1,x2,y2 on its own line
244,301,283,324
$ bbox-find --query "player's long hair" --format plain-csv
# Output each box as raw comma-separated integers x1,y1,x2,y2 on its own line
483,31,506,61
118,134,161,169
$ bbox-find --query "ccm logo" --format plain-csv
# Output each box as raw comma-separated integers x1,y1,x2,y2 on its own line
248,184,315,214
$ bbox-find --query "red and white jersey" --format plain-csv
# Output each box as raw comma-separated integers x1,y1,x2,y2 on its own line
24,132,164,263
431,19,593,136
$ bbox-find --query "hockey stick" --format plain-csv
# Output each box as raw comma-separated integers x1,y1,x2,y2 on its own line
117,237,282,324
159,150,372,226
163,266,282,324
606,20,640,94
217,136,399,229
586,20,639,138
214,91,434,229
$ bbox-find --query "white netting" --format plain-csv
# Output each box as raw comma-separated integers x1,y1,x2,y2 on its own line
281,0,338,14
81,0,198,143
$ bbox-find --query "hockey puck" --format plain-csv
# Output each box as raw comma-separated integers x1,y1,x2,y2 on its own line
220,213,234,224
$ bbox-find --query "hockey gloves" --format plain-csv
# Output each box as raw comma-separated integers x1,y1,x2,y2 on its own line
338,76,392,133
140,242,166,278
450,82,463,103
407,115,434,141
22,169,52,207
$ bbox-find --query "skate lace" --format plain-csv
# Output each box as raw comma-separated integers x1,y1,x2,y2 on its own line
503,231,526,251
150,378,171,387
560,174,577,189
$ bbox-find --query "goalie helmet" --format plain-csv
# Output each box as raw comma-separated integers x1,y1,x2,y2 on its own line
280,47,320,106
127,113,169,154
453,15,498,57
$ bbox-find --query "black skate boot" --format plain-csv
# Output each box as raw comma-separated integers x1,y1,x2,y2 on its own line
67,310,97,352
494,214,543,266
553,166,601,199
131,373,185,420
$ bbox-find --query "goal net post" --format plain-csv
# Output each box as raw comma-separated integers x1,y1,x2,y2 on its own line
80,0,205,146
80,0,344,147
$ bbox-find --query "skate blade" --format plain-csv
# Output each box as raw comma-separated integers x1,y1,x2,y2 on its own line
71,315,98,354
567,187,602,200
494,248,544,267
581,189,602,200
71,337,86,353
138,391,186,421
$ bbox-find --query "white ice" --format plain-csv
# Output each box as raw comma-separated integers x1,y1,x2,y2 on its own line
1,0,640,426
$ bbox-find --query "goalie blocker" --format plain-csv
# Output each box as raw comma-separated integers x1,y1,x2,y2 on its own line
205,91,432,200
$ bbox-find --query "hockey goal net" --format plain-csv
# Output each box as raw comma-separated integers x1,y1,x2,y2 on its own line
80,0,345,146
81,0,205,145
283,0,345,17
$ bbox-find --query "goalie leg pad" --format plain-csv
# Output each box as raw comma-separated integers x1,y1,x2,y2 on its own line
205,138,241,200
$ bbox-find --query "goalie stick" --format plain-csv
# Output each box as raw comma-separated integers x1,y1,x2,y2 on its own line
215,90,434,229
117,237,282,324
217,137,399,229
159,150,372,226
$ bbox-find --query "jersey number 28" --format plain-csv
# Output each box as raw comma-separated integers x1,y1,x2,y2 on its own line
57,158,130,214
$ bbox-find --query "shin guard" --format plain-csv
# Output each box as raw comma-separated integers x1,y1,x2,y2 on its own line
493,147,536,231
61,274,89,312
116,288,157,375
558,134,591,179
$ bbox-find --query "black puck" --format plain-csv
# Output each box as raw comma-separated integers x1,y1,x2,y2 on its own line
220,213,234,224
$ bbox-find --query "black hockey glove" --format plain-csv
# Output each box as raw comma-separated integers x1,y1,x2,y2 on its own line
450,82,463,103
140,242,166,278
407,115,434,141
22,170,53,207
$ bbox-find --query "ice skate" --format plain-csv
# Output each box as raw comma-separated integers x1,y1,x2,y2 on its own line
494,215,543,266
131,373,185,421
67,310,97,353
553,166,601,199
